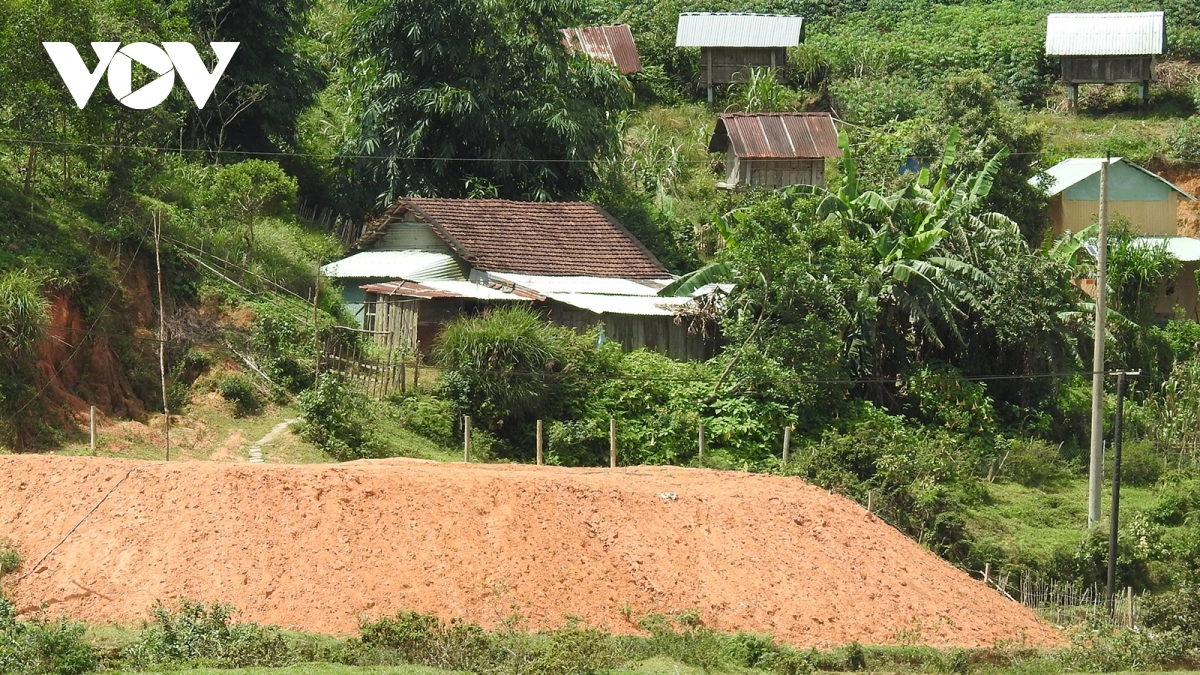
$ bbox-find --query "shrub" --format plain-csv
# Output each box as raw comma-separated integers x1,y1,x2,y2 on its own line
0,538,20,576
998,439,1072,488
1170,116,1200,163
297,375,383,461
218,374,263,417
1143,579,1200,642
388,393,456,446
1108,440,1165,488
0,596,98,675
123,599,292,668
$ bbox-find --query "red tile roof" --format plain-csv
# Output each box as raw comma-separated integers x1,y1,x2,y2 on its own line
709,113,841,159
560,24,643,74
358,199,669,279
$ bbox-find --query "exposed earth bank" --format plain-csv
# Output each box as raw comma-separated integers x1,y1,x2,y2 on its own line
0,455,1062,648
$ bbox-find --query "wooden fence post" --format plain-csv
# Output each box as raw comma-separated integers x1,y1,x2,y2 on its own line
463,415,472,463
536,419,544,466
984,563,991,584
866,490,873,513
782,426,791,464
609,417,617,468
698,422,705,465
90,405,96,456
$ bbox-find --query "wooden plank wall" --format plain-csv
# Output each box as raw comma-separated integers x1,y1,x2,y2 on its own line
701,47,787,84
1061,56,1153,84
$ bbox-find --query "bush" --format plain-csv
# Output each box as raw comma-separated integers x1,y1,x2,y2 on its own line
1108,440,1165,488
0,538,20,576
998,439,1072,488
124,600,292,668
218,374,263,417
388,393,456,446
1143,579,1200,642
0,596,98,675
1170,116,1200,163
297,375,383,461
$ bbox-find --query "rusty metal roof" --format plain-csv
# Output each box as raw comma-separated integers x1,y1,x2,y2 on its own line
561,24,642,74
709,113,841,159
1046,12,1166,56
676,13,804,48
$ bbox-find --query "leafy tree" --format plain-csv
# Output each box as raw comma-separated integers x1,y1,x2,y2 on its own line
345,0,631,207
180,0,325,157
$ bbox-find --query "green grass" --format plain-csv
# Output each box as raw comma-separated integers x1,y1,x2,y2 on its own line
1035,110,1180,166
967,476,1165,569
104,667,452,675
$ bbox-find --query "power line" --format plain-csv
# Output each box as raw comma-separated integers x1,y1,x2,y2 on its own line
0,134,1160,165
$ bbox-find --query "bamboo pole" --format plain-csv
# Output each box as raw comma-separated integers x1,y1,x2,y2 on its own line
154,213,170,461
609,418,617,468
463,415,472,463
536,419,544,466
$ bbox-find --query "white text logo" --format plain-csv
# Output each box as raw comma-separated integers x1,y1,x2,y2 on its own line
42,42,239,109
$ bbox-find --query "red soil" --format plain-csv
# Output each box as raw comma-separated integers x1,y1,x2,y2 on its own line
0,455,1062,648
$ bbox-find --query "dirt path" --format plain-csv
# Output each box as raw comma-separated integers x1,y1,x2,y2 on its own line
0,455,1063,648
247,418,299,463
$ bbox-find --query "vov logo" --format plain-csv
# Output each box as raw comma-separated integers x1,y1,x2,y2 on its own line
42,42,239,110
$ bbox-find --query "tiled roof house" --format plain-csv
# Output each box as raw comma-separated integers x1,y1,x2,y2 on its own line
325,198,717,360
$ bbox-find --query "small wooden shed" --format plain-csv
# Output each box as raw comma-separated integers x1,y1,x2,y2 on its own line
1046,12,1166,106
675,13,804,101
709,112,840,189
560,24,642,74
1042,157,1196,237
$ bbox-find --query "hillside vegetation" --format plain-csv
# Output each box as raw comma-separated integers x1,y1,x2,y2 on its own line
3,0,1200,665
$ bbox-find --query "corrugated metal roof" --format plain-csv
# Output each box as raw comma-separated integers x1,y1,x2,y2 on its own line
709,113,841,159
485,272,671,296
1039,157,1196,199
1046,12,1166,56
322,251,463,280
1129,236,1200,262
675,13,804,48
547,293,695,316
561,24,642,74
360,279,540,301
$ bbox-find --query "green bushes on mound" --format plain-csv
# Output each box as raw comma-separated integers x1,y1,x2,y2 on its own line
123,600,291,669
0,596,97,675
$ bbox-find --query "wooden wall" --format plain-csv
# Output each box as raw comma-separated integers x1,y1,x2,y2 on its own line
1156,261,1200,320
727,154,824,188
1050,193,1180,236
700,47,787,85
1060,56,1153,84
547,303,715,361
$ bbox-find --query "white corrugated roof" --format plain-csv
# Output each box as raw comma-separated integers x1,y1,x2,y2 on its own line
421,280,535,300
1129,237,1200,262
547,293,695,316
322,251,463,280
485,273,672,296
676,13,803,48
1046,12,1165,56
1037,157,1195,199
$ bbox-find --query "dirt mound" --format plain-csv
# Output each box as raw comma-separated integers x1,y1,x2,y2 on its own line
0,455,1061,648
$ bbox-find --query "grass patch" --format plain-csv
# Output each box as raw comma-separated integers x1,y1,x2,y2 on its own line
1035,110,1179,166
967,477,1166,571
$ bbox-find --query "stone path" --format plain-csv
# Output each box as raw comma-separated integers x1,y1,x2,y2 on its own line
247,418,299,463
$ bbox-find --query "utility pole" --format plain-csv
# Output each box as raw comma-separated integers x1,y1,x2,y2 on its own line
1108,370,1140,616
1088,154,1111,527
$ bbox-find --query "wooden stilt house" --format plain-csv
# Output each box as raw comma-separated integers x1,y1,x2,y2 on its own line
675,13,804,102
1046,12,1166,107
